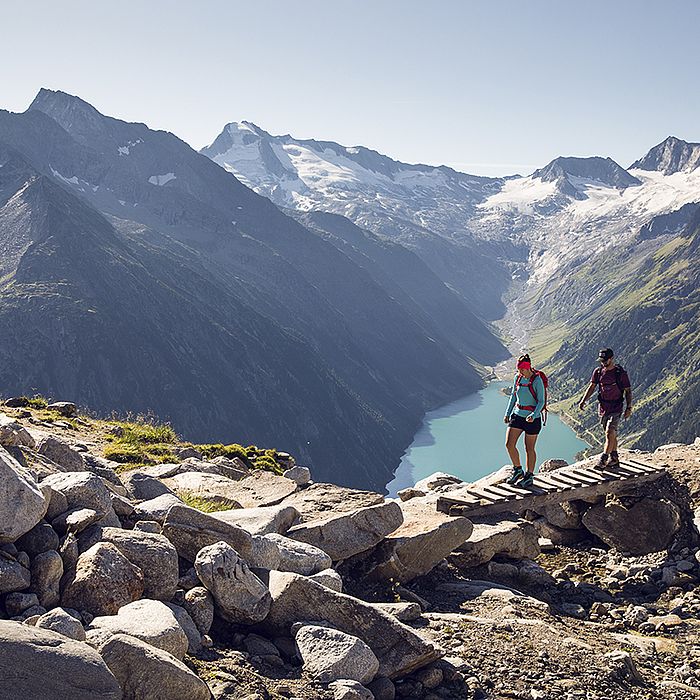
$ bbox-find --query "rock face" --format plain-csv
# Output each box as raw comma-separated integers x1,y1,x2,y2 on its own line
349,497,473,583
62,542,144,616
90,527,179,601
0,620,121,700
163,471,243,508
287,501,403,561
0,447,47,543
99,633,210,700
121,471,175,501
0,551,31,594
162,504,253,562
454,518,541,568
196,470,298,509
211,504,300,535
90,599,189,660
0,413,36,447
581,498,682,555
184,586,215,635
280,483,385,521
265,571,440,679
194,541,271,624
30,548,63,608
295,624,379,684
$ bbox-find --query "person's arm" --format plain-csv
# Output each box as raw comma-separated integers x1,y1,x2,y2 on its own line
621,370,632,419
579,371,598,410
504,378,517,422
527,375,546,421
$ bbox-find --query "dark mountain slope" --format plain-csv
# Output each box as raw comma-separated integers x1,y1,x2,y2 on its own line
0,90,507,489
630,136,700,174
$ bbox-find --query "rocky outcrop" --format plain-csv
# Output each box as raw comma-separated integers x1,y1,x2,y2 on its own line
264,571,441,679
0,620,121,700
211,504,300,535
345,497,473,583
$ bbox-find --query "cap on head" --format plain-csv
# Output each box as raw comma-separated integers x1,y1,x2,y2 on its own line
598,348,614,361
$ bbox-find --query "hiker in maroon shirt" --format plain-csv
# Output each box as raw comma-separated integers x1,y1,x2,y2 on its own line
578,348,633,468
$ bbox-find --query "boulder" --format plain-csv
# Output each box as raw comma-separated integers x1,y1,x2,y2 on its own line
266,533,332,574
539,459,569,473
84,527,179,601
295,624,379,684
582,498,682,555
41,471,113,520
37,436,86,471
283,466,311,485
309,568,344,592
0,447,48,543
45,486,69,521
89,599,188,659
133,493,183,523
532,517,588,546
287,502,403,562
264,571,441,679
30,549,63,608
163,472,243,509
4,592,40,616
413,472,463,492
15,521,60,556
164,602,203,656
0,550,31,594
249,534,281,569
35,607,86,641
345,498,472,583
0,413,36,448
194,541,271,624
211,504,300,535
0,620,121,699
121,471,175,501
175,469,297,509
52,507,100,535
62,542,144,616
47,401,78,417
280,483,385,522
370,602,422,622
133,521,161,534
330,679,374,700
98,633,210,699
183,586,215,635
454,518,540,568
533,500,583,529
162,504,253,562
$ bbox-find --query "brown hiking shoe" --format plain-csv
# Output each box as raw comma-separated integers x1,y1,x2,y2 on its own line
607,452,620,468
596,453,609,469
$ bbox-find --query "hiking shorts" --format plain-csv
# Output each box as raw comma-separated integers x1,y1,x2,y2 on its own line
601,413,621,433
508,414,542,435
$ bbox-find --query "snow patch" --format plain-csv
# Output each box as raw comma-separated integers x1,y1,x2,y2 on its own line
117,139,142,156
148,172,176,186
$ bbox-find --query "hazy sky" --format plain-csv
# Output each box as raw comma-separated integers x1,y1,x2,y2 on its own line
2,1,699,176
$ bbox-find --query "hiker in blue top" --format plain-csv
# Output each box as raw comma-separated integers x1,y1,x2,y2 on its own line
503,354,546,487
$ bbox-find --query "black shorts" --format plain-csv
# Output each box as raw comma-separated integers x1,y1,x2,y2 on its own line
508,414,542,435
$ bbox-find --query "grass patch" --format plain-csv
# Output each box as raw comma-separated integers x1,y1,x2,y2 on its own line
102,417,178,467
178,493,235,513
196,443,249,461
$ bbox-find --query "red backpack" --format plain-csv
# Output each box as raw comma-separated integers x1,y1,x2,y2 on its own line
515,369,549,425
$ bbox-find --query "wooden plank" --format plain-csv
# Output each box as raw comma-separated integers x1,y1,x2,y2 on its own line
531,474,566,490
545,472,585,488
562,468,601,485
480,484,519,500
494,482,532,497
622,459,663,473
467,487,504,503
609,464,647,479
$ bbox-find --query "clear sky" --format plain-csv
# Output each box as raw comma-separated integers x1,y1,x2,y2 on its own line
2,1,699,176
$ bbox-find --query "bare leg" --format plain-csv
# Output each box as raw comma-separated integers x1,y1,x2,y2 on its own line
524,433,538,473
505,427,524,467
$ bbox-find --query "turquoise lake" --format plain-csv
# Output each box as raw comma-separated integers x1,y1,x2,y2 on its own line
386,381,590,496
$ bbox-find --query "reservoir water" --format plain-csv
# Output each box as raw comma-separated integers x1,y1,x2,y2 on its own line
386,381,590,496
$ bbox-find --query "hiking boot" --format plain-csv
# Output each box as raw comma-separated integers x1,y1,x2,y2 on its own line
596,453,609,469
507,466,525,485
607,451,620,468
519,471,535,488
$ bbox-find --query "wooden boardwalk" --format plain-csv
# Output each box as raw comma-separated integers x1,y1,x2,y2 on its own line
436,457,666,518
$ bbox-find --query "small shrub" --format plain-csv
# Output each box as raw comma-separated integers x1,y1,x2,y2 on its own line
26,395,48,409
179,493,235,513
195,443,248,461
103,443,143,463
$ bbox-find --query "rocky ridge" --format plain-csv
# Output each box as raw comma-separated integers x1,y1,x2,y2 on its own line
1,399,700,699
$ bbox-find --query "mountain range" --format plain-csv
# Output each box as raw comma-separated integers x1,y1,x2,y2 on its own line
201,122,700,454
0,89,507,491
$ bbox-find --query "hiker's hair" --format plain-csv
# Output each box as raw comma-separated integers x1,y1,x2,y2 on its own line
517,353,531,364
